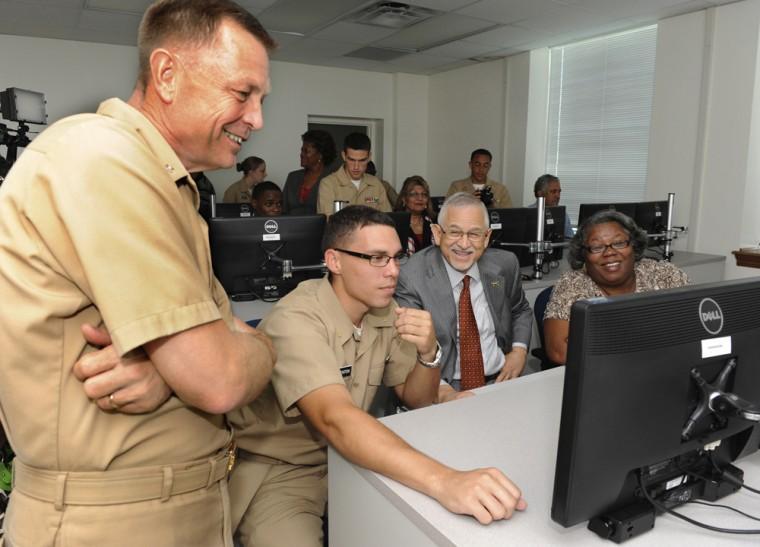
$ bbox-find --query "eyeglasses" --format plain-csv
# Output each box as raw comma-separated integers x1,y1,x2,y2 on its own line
407,191,429,199
334,248,409,267
438,226,489,244
584,240,631,254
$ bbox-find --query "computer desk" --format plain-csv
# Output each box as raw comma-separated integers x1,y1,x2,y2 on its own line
231,251,726,327
328,367,760,546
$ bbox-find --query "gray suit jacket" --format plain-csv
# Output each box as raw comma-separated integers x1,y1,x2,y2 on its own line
395,246,533,383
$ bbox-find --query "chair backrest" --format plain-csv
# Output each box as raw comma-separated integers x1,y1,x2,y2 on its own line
533,285,554,349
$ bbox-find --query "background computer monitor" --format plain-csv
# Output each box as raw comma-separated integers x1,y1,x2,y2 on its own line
634,200,669,237
386,211,411,253
552,278,760,535
214,203,253,218
488,206,566,267
430,196,446,214
577,202,638,227
208,214,326,301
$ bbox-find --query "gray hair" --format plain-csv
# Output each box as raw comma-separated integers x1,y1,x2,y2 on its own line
438,192,489,228
534,174,559,196
567,209,648,270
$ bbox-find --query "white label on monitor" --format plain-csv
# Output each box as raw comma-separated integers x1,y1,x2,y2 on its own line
490,223,502,229
665,475,685,491
701,336,731,358
655,211,662,217
547,218,555,225
241,211,251,217
262,234,281,241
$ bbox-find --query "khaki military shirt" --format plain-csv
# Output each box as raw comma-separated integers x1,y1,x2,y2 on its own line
223,178,252,203
229,277,416,466
316,167,392,216
446,177,513,208
0,98,233,471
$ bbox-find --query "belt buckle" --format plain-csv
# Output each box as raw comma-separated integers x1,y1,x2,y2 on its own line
226,440,237,474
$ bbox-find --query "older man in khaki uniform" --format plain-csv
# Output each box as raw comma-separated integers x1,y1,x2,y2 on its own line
227,206,527,547
447,148,513,208
316,132,391,216
0,2,275,545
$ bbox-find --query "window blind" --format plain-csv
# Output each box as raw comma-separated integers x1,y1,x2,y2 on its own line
545,25,658,224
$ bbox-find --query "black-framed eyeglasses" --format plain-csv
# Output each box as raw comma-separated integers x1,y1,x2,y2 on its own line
334,248,409,267
437,226,489,244
583,240,631,254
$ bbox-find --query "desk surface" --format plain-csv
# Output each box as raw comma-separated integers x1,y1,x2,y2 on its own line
329,368,760,546
232,250,726,322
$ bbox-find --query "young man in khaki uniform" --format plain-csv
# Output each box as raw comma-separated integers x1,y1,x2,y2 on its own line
227,206,527,547
0,2,276,545
447,148,513,208
316,133,392,216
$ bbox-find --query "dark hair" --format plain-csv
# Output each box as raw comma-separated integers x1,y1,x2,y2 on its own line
534,174,559,196
236,156,265,174
322,205,394,252
395,175,434,217
301,129,337,167
251,180,281,200
343,133,371,152
366,161,377,176
137,0,276,87
567,210,648,270
470,148,492,162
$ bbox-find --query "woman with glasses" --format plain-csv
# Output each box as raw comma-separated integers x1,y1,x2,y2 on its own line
395,175,435,253
543,210,688,365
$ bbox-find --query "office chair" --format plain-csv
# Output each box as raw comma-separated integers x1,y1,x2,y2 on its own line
531,286,561,371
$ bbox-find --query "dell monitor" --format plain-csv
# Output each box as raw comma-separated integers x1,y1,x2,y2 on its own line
208,214,326,301
214,203,253,218
577,202,638,228
488,206,566,267
552,278,760,541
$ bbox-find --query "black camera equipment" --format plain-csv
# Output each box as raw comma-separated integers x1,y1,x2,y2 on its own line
0,88,48,183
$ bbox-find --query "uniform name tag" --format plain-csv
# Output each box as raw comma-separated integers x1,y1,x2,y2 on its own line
339,365,352,378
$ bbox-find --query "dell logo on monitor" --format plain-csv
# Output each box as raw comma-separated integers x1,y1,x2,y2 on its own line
264,220,279,234
698,298,724,335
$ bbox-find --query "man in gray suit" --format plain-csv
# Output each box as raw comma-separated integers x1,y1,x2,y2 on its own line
395,192,533,402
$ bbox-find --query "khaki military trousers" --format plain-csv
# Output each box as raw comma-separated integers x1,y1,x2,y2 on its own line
4,451,233,547
229,453,327,547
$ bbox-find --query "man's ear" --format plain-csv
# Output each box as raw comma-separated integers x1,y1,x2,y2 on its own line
431,224,442,247
324,248,342,275
149,48,179,104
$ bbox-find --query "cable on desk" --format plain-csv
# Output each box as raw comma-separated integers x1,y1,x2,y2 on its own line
637,470,760,535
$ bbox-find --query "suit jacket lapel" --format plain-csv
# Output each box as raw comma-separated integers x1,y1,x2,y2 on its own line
428,251,458,342
479,257,506,333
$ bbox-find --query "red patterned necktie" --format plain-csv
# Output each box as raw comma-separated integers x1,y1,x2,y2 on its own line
459,275,485,390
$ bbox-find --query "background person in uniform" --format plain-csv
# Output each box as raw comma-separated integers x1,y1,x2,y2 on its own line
224,155,267,203
316,133,391,216
0,2,276,545
446,148,513,208
227,206,527,547
543,210,689,365
250,180,282,216
395,192,533,401
282,129,336,215
529,173,573,238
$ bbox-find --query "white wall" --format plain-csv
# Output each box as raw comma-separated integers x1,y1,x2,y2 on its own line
647,0,760,279
0,34,428,197
426,59,507,196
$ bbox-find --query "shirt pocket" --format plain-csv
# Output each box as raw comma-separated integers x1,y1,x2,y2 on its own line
367,363,385,386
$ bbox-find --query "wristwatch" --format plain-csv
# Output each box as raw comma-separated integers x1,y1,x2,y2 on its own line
417,342,442,369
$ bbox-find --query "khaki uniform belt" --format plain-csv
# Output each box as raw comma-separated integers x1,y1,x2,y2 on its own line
12,447,232,509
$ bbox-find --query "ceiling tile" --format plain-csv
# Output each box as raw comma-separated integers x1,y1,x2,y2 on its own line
457,0,569,24
257,0,368,35
424,39,503,59
272,37,359,59
374,13,498,51
312,21,399,44
85,0,152,14
463,23,543,47
387,52,460,71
